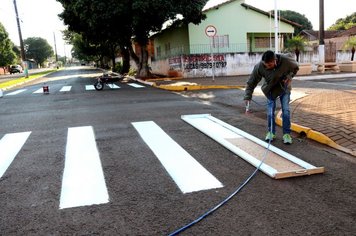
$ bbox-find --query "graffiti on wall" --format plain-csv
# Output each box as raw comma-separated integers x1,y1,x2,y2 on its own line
168,54,227,71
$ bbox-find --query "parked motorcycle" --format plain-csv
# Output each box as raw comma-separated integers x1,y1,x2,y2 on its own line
94,72,124,90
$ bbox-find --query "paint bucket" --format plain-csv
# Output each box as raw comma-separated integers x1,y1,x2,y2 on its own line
43,86,49,94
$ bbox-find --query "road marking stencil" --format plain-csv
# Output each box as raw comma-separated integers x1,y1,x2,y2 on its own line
59,126,109,209
132,121,223,193
0,131,31,178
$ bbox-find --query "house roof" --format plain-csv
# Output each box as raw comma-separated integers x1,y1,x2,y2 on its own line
300,30,344,40
336,26,356,37
202,0,236,12
240,3,302,27
203,0,301,27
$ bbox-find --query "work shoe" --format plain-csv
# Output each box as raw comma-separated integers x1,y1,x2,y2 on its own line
265,132,276,142
283,134,293,144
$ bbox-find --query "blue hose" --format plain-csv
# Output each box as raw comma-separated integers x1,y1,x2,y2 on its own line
168,101,275,236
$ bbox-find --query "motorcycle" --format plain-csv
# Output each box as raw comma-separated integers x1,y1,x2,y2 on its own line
94,72,124,90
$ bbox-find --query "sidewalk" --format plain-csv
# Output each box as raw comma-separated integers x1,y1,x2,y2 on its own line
137,73,356,156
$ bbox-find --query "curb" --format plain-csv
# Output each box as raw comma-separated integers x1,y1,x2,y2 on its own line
276,110,355,157
131,77,244,91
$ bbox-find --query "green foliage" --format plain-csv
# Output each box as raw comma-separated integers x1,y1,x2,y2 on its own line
114,62,123,73
57,0,208,77
343,36,356,61
0,22,17,67
127,67,137,76
343,36,356,50
279,10,313,35
24,37,54,66
328,12,356,30
285,36,307,52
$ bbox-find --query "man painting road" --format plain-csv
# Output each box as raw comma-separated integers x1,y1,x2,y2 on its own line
244,50,299,144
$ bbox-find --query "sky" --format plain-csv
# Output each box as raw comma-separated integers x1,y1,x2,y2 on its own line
0,0,355,59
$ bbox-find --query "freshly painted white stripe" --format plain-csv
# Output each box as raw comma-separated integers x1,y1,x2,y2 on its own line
85,85,95,90
60,86,72,92
0,131,31,178
5,89,27,96
132,121,223,193
107,84,120,89
33,88,44,94
128,83,145,88
60,126,109,209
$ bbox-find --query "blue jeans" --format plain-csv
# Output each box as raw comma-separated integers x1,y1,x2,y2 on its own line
266,92,291,135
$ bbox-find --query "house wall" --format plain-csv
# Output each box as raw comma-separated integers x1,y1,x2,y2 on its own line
150,51,353,78
188,0,295,52
153,25,190,59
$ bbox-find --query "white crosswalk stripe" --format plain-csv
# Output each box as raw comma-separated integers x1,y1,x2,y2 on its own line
33,88,44,94
107,84,120,89
60,86,72,92
85,85,96,90
132,121,223,193
5,89,27,96
0,131,31,178
59,126,109,209
128,83,145,88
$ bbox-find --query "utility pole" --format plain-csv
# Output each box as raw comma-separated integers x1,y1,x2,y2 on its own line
319,0,325,64
53,32,58,65
13,0,28,77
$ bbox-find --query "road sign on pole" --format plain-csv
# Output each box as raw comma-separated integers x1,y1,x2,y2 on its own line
205,25,217,37
205,25,217,81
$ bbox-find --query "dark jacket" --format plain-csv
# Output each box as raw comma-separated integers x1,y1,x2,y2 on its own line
244,54,299,100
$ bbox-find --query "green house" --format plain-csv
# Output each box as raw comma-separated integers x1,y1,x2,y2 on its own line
151,0,298,60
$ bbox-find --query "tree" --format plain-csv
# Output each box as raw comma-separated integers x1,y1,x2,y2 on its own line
58,0,132,73
24,37,54,67
279,10,313,35
328,12,356,30
0,22,17,70
129,0,207,77
57,0,208,77
343,36,356,61
284,36,307,62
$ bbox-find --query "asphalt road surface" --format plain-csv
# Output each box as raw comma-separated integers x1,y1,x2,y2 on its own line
0,67,355,235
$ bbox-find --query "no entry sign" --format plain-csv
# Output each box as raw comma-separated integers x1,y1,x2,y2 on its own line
205,25,217,37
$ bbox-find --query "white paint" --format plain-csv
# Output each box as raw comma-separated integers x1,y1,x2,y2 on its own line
5,89,27,96
132,121,223,193
0,89,3,98
85,85,96,90
60,86,72,92
0,131,31,178
107,84,120,89
33,88,44,94
128,83,145,88
60,126,109,209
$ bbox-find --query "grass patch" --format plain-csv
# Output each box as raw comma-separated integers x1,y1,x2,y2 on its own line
0,70,57,90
